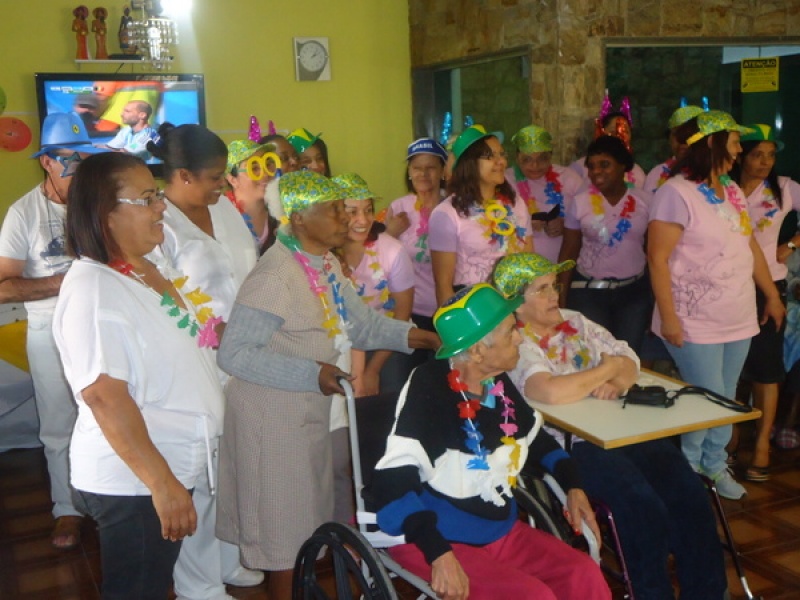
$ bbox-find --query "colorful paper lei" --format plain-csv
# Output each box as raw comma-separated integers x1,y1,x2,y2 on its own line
413,196,432,264
109,260,222,349
474,195,525,252
518,167,565,218
523,320,591,370
697,175,752,236
754,180,778,232
354,242,395,317
589,185,637,247
656,158,676,189
279,231,351,350
448,367,521,487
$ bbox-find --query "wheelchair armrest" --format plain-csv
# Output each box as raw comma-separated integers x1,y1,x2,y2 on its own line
542,474,601,564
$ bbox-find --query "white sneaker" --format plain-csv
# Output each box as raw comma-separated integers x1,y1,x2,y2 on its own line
713,469,748,500
223,565,265,587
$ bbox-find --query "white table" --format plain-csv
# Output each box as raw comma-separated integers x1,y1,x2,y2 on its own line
528,370,761,449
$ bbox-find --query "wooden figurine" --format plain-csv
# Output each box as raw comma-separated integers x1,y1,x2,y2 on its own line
92,7,109,60
72,5,90,60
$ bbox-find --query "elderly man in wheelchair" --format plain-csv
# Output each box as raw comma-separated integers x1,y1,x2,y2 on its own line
366,283,611,600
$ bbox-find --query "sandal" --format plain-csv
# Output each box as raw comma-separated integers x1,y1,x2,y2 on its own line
744,465,770,482
51,515,82,550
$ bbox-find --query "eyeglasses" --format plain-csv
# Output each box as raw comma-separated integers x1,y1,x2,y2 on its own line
117,190,167,207
479,150,508,161
49,152,83,178
526,282,563,297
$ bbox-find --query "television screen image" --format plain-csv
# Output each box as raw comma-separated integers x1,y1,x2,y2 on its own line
35,73,206,176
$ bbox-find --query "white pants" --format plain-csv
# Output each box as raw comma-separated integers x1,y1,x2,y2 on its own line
173,438,244,600
26,312,79,519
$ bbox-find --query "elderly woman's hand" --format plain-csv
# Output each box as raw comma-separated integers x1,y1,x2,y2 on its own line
565,488,601,548
151,477,197,541
431,551,469,600
317,362,354,396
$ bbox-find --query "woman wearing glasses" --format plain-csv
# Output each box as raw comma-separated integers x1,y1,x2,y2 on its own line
494,253,728,600
146,124,264,594
52,152,225,597
429,125,533,306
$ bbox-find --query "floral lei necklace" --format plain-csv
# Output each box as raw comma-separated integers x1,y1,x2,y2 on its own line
696,174,752,236
656,158,677,189
589,185,637,247
224,190,259,242
474,194,526,252
413,196,432,264
448,366,521,488
517,167,565,217
523,321,591,370
109,259,223,349
278,230,351,351
754,180,778,232
353,241,395,317
624,171,636,189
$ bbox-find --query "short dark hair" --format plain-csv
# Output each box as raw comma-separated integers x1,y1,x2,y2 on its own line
447,137,515,217
147,123,227,180
601,111,630,130
585,135,634,172
671,119,732,182
67,153,145,263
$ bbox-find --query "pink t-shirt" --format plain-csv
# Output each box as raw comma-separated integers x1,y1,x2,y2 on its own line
505,165,583,263
644,159,677,194
746,176,800,282
649,174,758,344
569,156,646,190
429,193,532,287
389,193,439,317
351,232,415,315
564,187,651,279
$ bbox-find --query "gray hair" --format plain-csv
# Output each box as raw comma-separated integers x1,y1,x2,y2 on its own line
449,327,497,365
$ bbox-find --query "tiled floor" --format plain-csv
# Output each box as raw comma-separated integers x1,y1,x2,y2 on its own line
1,426,799,599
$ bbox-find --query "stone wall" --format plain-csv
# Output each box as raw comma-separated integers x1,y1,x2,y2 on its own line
408,0,800,163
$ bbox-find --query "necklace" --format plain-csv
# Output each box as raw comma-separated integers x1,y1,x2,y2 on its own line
517,167,565,218
413,197,432,264
447,366,521,486
589,185,637,247
474,194,525,252
624,171,636,189
656,158,676,189
279,230,351,350
523,321,591,370
697,175,752,235
353,241,395,317
754,180,779,232
108,259,222,348
225,190,259,241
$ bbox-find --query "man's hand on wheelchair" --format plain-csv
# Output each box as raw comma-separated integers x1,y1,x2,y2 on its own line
565,488,602,548
431,551,469,600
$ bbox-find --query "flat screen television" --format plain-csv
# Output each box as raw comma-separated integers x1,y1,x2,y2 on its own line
35,72,206,177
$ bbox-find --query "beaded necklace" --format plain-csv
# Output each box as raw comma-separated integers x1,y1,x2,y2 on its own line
754,180,779,232
279,230,351,351
353,241,395,317
523,320,591,370
413,196,432,264
474,194,525,252
447,366,521,487
588,185,637,247
656,158,676,189
108,259,222,349
696,174,752,236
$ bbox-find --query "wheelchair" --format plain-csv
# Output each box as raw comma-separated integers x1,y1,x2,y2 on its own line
292,381,600,600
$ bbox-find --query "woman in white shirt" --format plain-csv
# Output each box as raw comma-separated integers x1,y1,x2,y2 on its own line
53,152,225,598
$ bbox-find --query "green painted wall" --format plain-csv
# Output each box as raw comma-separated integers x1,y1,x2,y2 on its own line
0,0,412,218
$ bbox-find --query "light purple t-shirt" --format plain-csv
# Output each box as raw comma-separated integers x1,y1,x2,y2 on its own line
505,165,583,263
564,187,651,279
746,176,800,282
351,232,415,315
389,193,440,317
429,193,532,287
644,159,677,194
648,174,758,344
569,156,646,190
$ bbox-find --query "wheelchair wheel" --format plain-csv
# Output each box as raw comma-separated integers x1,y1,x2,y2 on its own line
293,521,398,600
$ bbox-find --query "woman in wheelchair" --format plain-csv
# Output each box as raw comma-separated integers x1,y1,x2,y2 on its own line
367,283,611,600
494,252,727,600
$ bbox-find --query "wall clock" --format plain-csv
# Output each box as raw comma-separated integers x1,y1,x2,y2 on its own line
294,37,331,82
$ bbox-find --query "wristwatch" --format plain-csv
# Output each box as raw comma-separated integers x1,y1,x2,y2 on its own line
789,241,798,252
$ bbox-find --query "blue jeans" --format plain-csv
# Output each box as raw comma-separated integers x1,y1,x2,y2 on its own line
566,274,652,355
74,490,183,599
665,338,751,476
571,440,727,600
